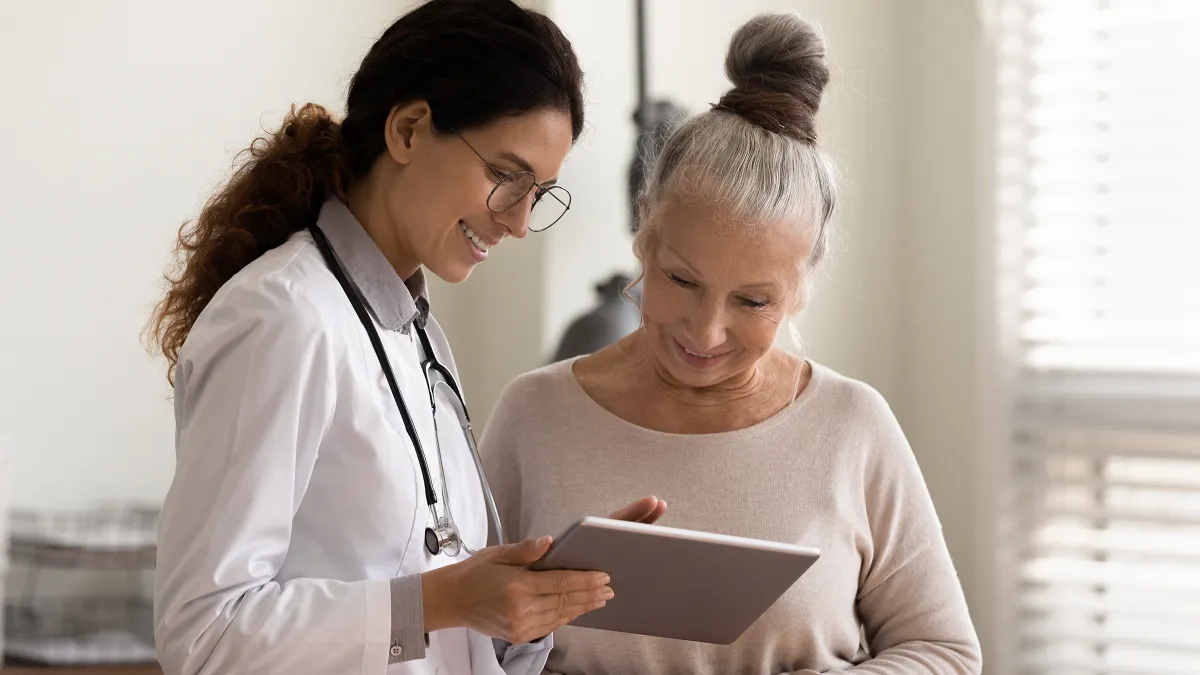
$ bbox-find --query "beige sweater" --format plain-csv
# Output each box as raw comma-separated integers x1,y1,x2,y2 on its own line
480,358,981,675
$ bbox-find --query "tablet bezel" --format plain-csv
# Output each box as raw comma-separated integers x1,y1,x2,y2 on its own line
529,516,821,644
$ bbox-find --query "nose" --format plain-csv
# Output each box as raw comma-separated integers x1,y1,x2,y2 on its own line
494,192,535,240
687,298,728,352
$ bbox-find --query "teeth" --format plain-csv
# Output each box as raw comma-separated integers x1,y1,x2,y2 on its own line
459,222,490,253
685,348,717,359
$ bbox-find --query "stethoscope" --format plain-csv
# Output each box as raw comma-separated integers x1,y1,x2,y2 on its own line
309,223,506,557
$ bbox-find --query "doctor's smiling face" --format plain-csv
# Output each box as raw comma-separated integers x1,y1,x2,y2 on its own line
355,102,574,284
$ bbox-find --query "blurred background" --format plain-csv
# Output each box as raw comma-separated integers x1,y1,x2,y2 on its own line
1,0,1197,673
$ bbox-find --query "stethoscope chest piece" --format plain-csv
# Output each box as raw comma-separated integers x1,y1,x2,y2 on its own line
425,520,462,557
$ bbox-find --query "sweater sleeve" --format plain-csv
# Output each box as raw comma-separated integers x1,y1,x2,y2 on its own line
778,388,982,674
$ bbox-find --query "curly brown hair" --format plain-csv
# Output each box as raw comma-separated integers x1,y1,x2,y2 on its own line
144,0,584,385
146,104,347,385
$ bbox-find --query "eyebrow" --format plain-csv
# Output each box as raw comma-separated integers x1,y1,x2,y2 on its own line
662,246,699,275
498,151,558,186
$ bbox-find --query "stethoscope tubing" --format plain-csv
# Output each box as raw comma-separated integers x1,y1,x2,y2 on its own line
309,223,505,555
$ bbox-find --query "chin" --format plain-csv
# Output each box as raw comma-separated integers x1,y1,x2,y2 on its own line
671,365,730,389
425,259,475,285
443,266,475,284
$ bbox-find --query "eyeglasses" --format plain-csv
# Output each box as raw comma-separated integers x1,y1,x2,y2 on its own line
453,130,571,233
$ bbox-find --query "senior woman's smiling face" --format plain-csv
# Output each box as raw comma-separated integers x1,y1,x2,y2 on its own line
638,201,814,390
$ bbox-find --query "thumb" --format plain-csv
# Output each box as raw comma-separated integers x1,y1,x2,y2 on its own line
487,536,553,566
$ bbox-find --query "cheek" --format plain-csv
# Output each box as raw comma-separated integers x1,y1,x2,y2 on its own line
411,160,492,223
735,317,782,353
430,176,485,219
640,276,687,327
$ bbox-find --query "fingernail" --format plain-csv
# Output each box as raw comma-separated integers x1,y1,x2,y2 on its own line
600,575,611,585
602,588,615,600
538,536,552,547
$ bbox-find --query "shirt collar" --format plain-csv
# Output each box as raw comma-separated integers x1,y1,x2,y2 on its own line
315,197,430,333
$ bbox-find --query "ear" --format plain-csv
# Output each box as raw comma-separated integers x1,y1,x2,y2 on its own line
384,101,433,166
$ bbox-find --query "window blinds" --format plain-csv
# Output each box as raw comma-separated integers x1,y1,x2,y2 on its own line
994,1,1200,673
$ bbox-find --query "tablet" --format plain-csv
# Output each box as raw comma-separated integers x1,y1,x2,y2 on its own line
529,517,820,644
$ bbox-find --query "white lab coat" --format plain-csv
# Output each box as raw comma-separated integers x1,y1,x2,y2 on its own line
154,201,550,675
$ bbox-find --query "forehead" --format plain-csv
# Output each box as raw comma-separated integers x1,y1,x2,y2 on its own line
653,201,813,287
461,108,573,178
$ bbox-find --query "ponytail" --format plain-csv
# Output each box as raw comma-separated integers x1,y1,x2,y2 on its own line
146,103,349,385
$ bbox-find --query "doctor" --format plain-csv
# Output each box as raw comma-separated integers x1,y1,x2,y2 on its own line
145,2,664,674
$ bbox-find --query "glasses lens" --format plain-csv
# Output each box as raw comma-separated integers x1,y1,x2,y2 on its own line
529,185,571,232
488,172,536,212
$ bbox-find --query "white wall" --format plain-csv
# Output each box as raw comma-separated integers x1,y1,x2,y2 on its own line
894,0,995,664
0,0,411,509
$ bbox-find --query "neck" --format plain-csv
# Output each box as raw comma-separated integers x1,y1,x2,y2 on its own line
627,330,770,408
345,170,421,280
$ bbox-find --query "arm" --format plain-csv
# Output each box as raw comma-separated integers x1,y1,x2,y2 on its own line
776,547,980,674
153,280,406,675
780,391,981,674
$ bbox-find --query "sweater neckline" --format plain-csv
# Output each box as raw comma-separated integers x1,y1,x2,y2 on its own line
556,356,827,444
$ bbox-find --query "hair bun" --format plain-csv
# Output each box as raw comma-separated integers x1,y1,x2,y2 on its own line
717,13,831,143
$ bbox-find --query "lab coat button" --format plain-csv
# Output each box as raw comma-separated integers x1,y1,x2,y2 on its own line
390,645,403,657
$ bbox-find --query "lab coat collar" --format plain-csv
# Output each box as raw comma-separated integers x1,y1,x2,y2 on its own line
316,197,430,333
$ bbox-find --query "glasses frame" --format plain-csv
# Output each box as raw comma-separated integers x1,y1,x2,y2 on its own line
452,129,571,232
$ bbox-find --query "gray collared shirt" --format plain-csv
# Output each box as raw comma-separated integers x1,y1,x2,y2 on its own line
317,198,430,335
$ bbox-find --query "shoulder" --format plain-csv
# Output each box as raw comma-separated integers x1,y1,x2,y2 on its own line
801,361,913,466
807,361,898,425
178,232,346,367
497,358,579,408
486,359,579,433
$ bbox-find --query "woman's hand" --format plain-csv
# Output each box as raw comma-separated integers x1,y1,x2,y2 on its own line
608,495,668,524
421,537,612,644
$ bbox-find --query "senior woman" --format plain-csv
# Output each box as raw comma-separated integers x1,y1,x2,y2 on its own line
480,12,982,675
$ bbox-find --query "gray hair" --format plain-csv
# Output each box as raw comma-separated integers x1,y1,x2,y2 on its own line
633,12,838,301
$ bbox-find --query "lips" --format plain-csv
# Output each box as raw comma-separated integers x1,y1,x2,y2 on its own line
672,336,732,370
459,221,499,252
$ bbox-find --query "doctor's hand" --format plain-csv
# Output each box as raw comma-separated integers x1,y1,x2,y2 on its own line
608,495,668,524
421,536,612,644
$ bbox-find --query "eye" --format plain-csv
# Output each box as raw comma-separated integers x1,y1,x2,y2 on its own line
668,273,695,289
486,165,508,182
739,297,769,309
